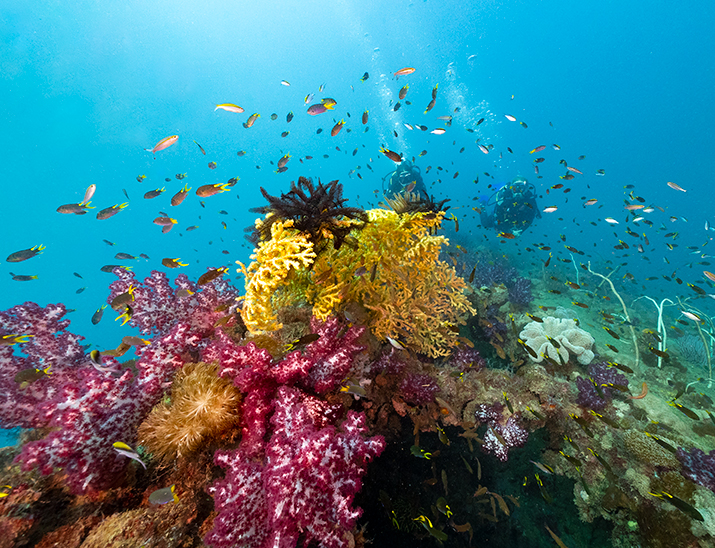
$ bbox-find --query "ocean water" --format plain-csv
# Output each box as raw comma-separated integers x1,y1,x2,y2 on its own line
2,1,715,546
3,0,714,343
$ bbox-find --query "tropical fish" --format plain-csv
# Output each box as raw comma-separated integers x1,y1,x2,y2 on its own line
14,365,51,385
394,67,416,78
650,491,703,521
307,103,328,115
149,484,179,505
56,202,92,215
10,273,37,281
215,103,244,113
143,188,165,199
386,336,405,350
243,113,260,128
6,244,45,263
91,305,106,325
145,135,178,154
667,181,686,192
196,183,231,197
162,258,188,269
171,184,191,206
379,147,402,163
153,216,177,227
113,442,147,469
331,120,345,136
410,445,432,459
193,140,206,154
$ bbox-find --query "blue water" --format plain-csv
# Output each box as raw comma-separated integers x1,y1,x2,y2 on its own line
1,1,714,438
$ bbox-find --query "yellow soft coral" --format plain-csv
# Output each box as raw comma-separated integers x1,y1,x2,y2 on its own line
307,209,475,357
237,218,316,333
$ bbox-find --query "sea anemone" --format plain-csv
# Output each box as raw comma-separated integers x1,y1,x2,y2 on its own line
138,361,242,464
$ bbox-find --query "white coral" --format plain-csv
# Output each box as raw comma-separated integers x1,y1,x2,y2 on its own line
519,316,595,365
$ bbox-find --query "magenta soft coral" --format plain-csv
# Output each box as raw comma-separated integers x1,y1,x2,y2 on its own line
204,317,384,548
107,267,238,335
475,403,529,462
206,387,384,548
0,301,203,494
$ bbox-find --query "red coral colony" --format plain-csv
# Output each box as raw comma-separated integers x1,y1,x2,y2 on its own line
1,183,715,548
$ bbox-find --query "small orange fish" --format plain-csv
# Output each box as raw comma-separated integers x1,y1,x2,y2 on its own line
498,232,516,240
629,382,648,400
196,183,231,198
215,103,244,113
394,67,416,78
145,135,178,154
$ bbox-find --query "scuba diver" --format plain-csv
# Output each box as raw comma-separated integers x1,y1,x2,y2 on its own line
479,176,541,237
382,159,428,198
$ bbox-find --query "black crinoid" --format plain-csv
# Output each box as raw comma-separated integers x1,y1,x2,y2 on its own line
247,176,369,252
383,190,451,215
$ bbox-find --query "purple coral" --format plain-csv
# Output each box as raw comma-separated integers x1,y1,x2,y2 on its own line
576,362,628,410
399,373,439,405
507,277,533,307
677,447,715,492
450,345,486,372
465,258,533,306
475,403,528,462
107,268,238,336
206,388,384,548
0,301,201,494
204,318,384,548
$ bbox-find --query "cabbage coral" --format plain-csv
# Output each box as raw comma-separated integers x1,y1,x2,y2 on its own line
138,361,242,464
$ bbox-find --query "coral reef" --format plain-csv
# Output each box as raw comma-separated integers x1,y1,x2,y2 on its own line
308,208,474,357
207,388,384,548
673,334,709,368
576,362,629,410
203,317,384,548
137,361,242,463
677,447,715,492
520,316,595,365
398,373,439,405
474,403,529,462
237,219,317,333
248,176,369,251
0,301,200,494
107,268,238,336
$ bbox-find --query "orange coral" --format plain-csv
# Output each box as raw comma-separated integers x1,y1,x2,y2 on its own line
138,362,242,464
307,209,475,357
